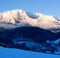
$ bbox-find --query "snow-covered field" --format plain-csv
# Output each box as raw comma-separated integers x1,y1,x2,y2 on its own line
0,46,60,58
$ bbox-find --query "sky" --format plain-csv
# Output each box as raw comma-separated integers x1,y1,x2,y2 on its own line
0,0,60,18
0,0,60,58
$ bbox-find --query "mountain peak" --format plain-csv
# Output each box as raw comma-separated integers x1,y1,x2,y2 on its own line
0,9,60,32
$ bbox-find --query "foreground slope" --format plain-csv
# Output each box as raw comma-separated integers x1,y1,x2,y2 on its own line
0,46,60,58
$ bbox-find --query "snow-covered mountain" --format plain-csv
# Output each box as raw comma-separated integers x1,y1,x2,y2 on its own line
0,9,60,55
0,9,60,31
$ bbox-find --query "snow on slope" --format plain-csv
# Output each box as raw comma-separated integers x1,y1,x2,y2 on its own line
0,9,60,31
0,46,60,58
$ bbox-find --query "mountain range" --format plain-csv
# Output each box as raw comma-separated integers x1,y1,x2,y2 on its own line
0,9,60,55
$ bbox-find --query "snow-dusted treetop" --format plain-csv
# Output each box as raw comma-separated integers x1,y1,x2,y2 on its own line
0,9,60,31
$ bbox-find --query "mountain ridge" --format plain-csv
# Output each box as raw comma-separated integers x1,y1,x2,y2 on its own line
0,26,60,55
0,9,60,32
